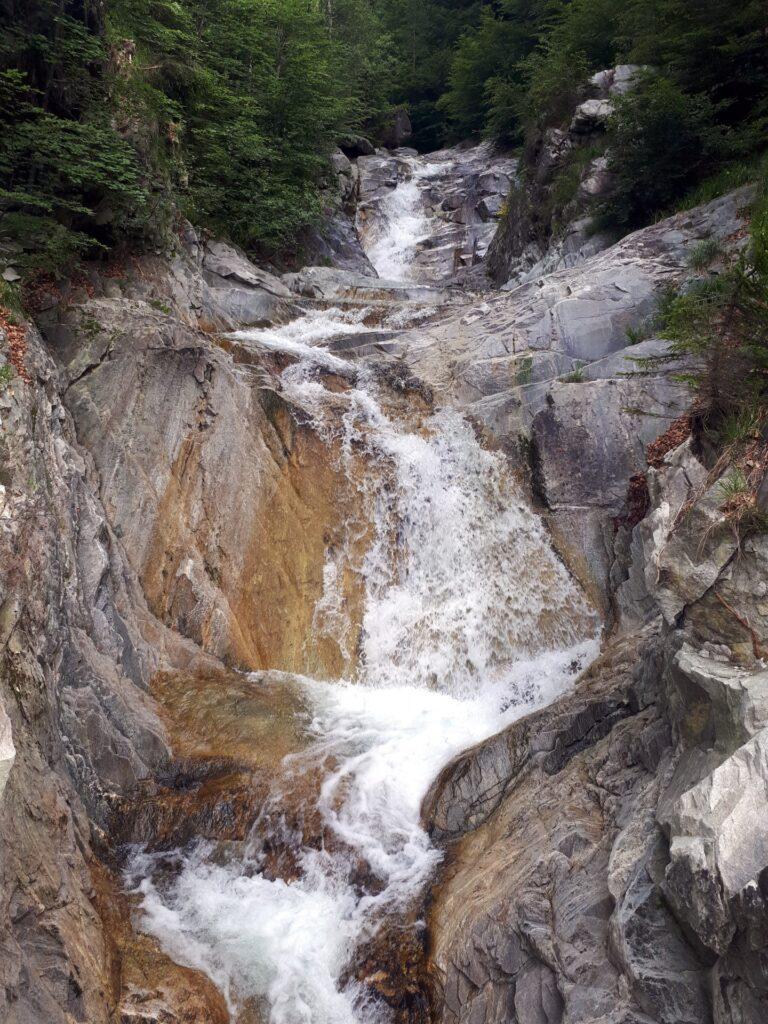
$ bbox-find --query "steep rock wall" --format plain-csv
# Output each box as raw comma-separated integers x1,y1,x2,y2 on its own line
422,433,768,1024
0,240,373,1022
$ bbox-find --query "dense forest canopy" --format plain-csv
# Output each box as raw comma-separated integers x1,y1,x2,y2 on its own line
1,0,766,272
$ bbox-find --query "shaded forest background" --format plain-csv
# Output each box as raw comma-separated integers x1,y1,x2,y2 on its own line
1,0,766,271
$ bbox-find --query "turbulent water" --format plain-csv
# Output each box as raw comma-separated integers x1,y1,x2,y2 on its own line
364,157,450,280
127,154,599,1024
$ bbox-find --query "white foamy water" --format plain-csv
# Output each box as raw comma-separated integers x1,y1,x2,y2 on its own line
365,158,449,281
127,164,600,1024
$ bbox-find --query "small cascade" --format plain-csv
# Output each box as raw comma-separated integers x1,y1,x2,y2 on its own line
364,159,451,281
126,156,598,1024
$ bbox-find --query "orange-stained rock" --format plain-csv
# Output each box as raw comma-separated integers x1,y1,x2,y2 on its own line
92,861,231,1024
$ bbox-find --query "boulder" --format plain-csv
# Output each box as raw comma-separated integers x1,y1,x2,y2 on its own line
663,728,768,955
297,208,377,276
330,148,353,176
611,64,644,95
578,155,613,199
203,240,290,296
381,106,413,149
611,846,712,1024
202,239,294,325
667,645,768,753
685,535,768,663
476,193,504,221
339,134,375,158
570,98,614,134
477,170,511,195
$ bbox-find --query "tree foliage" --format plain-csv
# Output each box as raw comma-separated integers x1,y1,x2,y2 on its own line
0,0,393,270
405,0,767,210
599,74,722,231
2,0,767,271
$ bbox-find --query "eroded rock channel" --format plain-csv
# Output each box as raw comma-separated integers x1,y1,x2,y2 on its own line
2,133,768,1024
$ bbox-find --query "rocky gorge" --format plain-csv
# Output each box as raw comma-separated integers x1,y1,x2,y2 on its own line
1,75,768,1024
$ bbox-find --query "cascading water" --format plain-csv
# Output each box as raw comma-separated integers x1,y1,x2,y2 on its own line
126,158,600,1024
363,156,455,281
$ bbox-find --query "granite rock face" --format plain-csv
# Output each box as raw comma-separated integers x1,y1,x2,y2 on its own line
424,629,715,1024
380,186,751,611
424,423,768,1024
394,186,753,405
0,243,374,1022
0,316,184,1024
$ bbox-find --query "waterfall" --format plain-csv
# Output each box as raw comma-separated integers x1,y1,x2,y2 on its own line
126,157,599,1024
364,158,448,281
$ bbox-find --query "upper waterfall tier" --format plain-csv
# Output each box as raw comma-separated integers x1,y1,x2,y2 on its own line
355,143,517,283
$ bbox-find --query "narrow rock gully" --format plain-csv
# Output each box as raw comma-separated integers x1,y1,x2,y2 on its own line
125,145,600,1024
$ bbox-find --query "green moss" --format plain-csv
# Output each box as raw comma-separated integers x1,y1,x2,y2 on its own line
515,355,534,386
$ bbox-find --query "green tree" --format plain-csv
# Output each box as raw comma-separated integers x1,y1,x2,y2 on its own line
600,73,722,230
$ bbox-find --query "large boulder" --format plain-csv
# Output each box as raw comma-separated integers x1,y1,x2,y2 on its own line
381,106,413,149
662,727,768,956
202,239,295,326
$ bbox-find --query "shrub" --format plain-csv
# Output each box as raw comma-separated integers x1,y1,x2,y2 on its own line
515,355,533,385
687,238,722,271
660,183,768,428
599,74,722,232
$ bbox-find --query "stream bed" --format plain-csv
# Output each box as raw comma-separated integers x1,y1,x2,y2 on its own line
126,149,599,1024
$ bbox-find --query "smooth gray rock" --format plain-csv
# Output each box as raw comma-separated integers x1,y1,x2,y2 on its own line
201,239,295,325
339,134,375,157
530,375,689,511
203,240,291,296
663,729,768,955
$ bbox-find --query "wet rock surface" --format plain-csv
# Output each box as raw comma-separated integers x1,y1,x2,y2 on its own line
355,143,517,281
1,118,767,1024
423,420,768,1024
377,185,752,612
